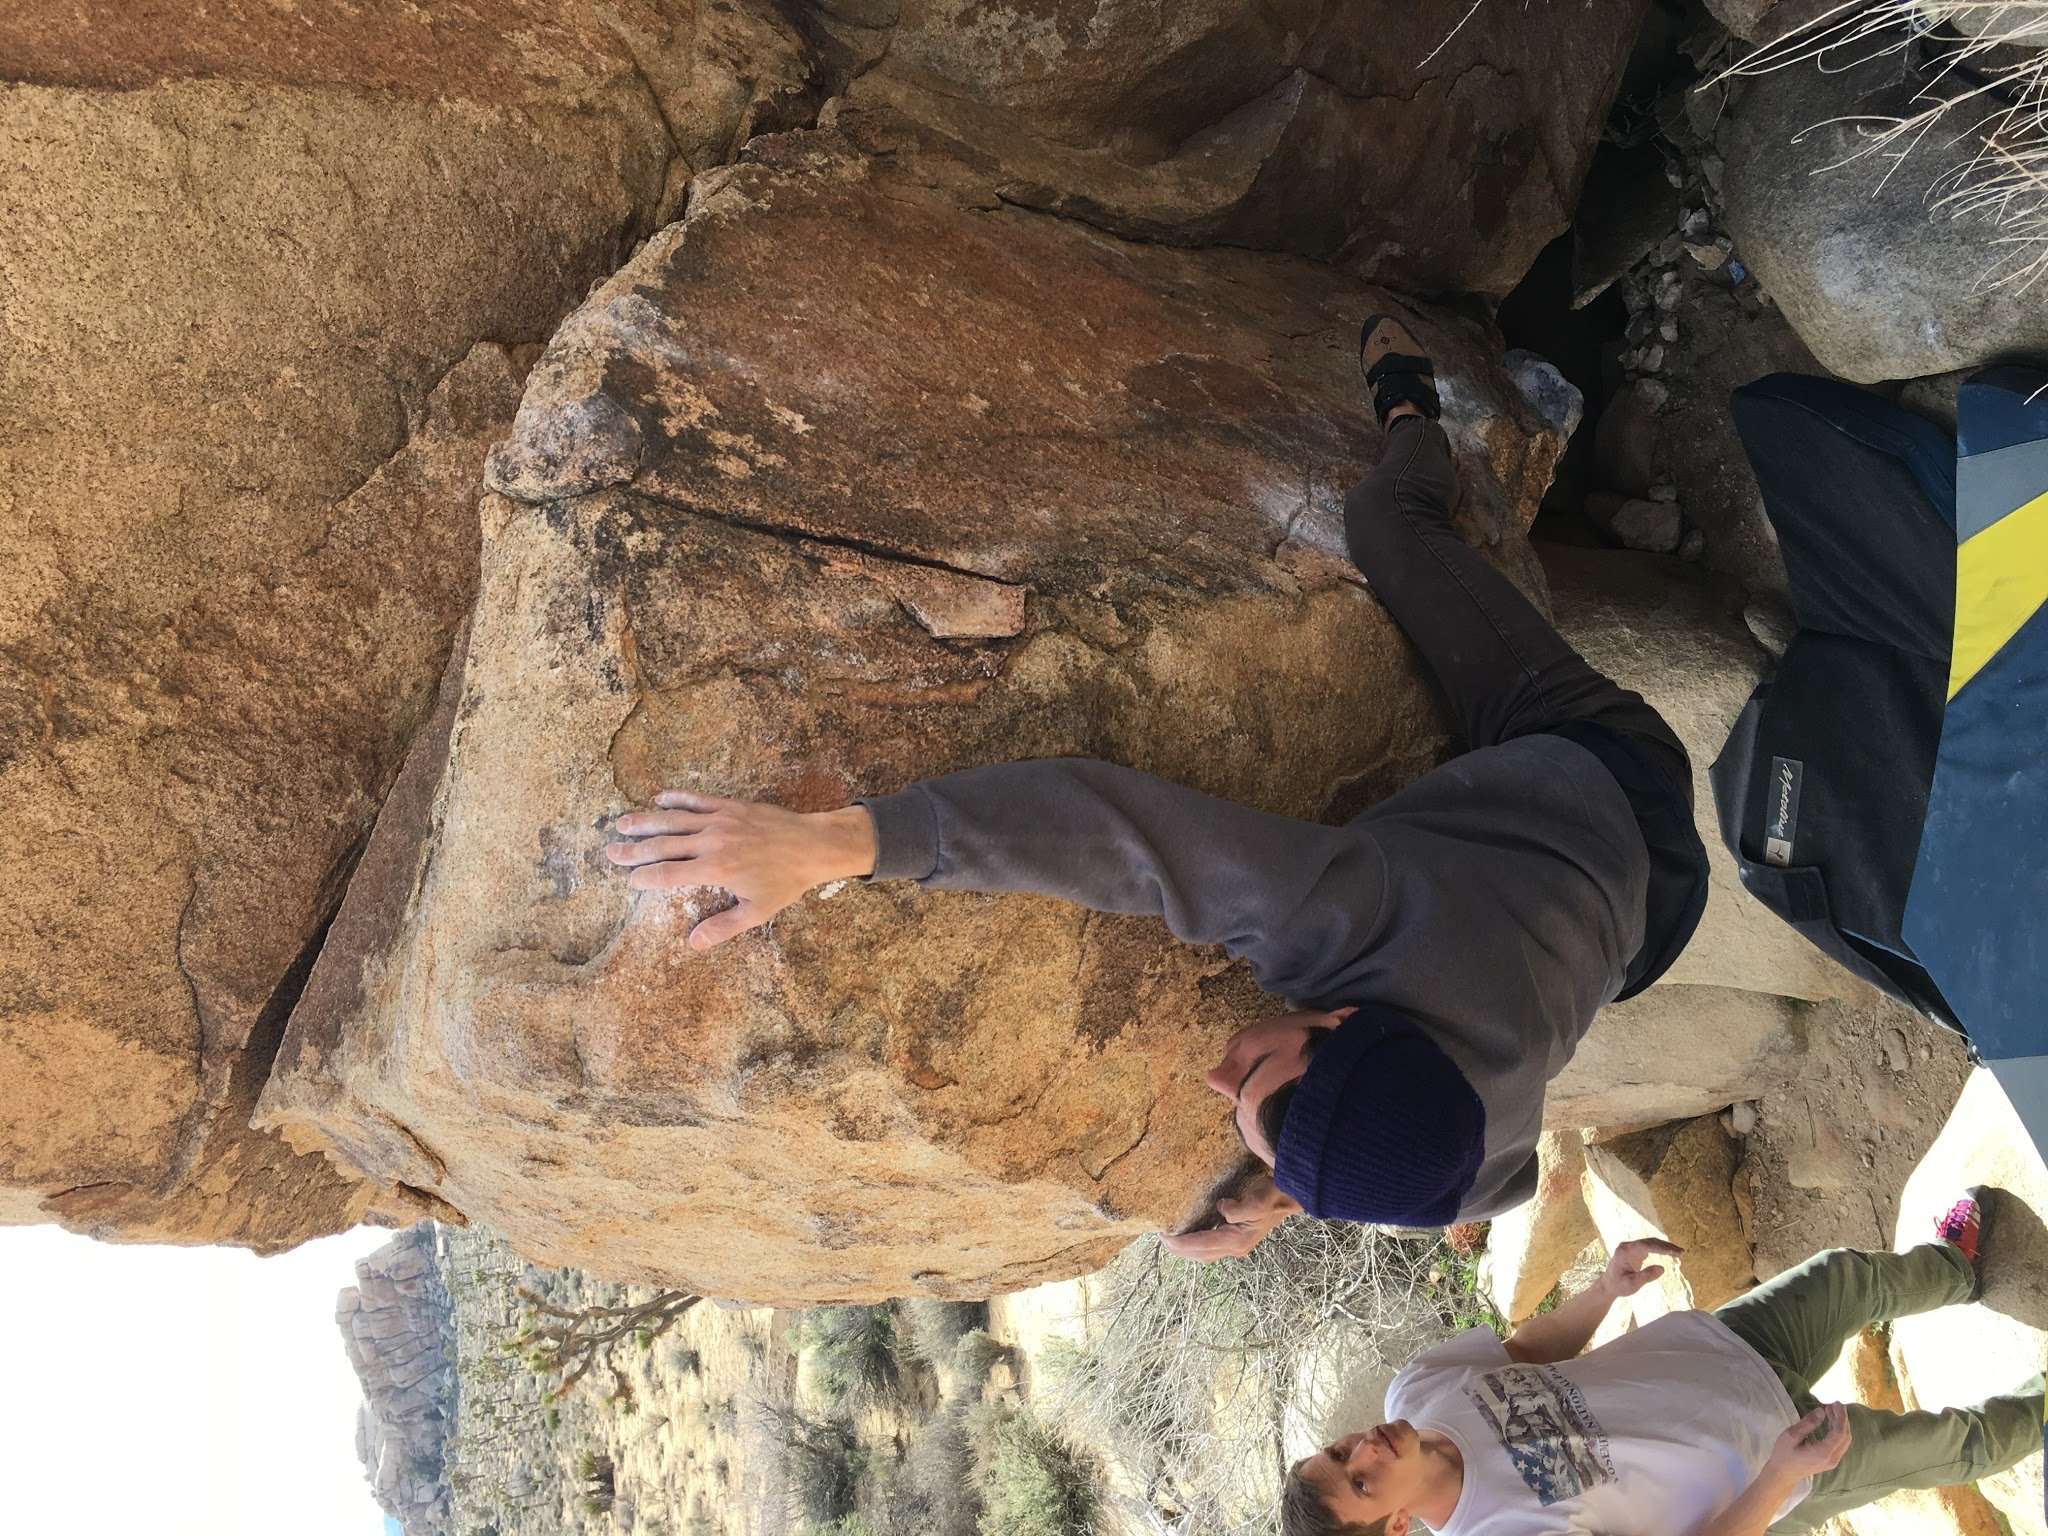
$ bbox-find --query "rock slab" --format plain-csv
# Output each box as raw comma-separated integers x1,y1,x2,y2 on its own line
833,0,1649,297
1544,547,1850,1003
1482,1131,1598,1323
1718,45,2048,382
0,0,817,1250
1584,1115,1756,1318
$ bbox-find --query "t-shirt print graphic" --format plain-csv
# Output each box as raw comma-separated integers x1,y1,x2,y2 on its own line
1465,1365,1618,1507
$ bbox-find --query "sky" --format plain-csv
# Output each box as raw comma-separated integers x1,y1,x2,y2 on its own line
0,1222,398,1535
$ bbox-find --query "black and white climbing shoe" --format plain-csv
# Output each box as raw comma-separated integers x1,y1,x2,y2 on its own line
1359,312,1442,428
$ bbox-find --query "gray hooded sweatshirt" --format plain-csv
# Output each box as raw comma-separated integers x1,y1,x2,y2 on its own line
860,734,1649,1220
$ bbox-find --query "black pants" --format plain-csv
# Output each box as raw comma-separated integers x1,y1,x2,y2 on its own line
1343,418,1709,995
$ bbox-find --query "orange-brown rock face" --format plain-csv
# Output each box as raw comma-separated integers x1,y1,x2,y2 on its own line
256,115,1573,1303
0,2,819,1247
829,0,1650,296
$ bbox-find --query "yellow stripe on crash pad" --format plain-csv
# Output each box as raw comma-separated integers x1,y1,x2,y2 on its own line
1951,486,2048,700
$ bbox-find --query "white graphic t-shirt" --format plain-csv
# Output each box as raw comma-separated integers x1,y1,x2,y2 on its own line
1385,1313,1811,1535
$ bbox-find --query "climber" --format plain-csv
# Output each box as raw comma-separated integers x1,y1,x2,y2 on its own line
1280,1190,2043,1536
605,312,1709,1258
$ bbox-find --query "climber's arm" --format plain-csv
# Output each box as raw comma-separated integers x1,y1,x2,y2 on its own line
607,757,1374,966
1158,1166,1302,1261
1501,1238,1682,1364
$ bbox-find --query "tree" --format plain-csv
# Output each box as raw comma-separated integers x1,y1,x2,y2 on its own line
511,1287,701,1399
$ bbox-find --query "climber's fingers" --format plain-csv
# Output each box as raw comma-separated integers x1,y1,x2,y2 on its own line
688,899,766,950
624,859,721,893
612,807,714,839
655,789,744,813
604,833,706,867
1159,1222,1267,1262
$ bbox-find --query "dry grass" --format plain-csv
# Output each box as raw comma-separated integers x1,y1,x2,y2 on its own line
1716,1,2048,291
1036,1221,1490,1536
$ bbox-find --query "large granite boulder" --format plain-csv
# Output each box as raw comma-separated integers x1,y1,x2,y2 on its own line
0,2,819,1247
1717,43,2048,382
1550,983,1808,1127
256,111,1578,1303
828,0,1649,296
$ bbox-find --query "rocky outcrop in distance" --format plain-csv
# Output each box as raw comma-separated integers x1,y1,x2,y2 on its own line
340,1225,457,1536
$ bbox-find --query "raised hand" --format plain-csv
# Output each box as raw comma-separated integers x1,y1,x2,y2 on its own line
605,791,877,950
1601,1236,1684,1298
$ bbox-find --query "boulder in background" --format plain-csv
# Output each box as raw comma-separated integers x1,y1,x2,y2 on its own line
1583,1115,1756,1318
1717,44,2048,382
832,0,1649,296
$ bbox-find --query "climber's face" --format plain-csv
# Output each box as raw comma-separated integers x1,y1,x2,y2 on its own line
1203,1008,1352,1164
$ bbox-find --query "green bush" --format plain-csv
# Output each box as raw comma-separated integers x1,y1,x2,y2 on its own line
797,1520,876,1536
1431,1244,1504,1334
899,1298,986,1366
900,1406,983,1536
801,1305,901,1411
950,1329,1009,1393
774,1407,866,1526
974,1408,1096,1536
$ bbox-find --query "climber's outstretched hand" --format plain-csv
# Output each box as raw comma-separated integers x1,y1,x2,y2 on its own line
605,791,878,950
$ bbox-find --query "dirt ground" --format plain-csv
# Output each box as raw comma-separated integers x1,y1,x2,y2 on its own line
1741,984,1976,1273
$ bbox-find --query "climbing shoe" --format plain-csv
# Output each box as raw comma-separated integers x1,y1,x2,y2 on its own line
1935,1186,1996,1301
1359,312,1442,428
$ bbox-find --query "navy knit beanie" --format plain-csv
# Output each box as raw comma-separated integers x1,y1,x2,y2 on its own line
1271,1006,1486,1228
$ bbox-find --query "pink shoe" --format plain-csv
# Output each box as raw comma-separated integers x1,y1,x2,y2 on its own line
1934,1186,1995,1301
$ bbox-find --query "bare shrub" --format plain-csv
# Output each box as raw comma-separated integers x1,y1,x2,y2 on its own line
901,1406,983,1536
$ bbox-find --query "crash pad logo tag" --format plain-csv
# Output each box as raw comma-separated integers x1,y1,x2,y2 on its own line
1765,756,1804,867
